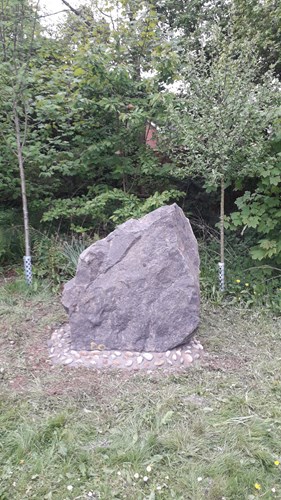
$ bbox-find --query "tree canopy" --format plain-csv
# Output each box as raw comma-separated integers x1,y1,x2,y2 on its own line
0,0,280,276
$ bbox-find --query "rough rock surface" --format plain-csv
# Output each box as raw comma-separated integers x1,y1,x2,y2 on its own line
62,204,200,352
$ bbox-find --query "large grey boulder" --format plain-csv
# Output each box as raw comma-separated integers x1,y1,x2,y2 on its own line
62,204,200,352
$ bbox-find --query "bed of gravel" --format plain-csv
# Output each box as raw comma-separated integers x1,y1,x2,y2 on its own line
48,324,204,372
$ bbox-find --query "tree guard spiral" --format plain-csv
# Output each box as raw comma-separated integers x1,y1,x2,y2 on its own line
23,256,32,285
218,262,225,292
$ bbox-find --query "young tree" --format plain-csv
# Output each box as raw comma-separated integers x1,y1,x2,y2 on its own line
162,42,278,290
0,0,41,284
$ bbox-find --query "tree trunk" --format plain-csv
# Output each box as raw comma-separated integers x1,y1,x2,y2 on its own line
219,176,225,291
14,102,32,284
220,176,224,265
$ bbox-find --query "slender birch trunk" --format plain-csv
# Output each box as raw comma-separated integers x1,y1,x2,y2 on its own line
219,176,225,291
14,102,31,279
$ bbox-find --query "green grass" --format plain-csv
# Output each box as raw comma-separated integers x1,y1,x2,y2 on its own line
0,278,281,499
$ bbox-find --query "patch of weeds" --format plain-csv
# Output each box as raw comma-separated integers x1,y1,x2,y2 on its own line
199,235,281,314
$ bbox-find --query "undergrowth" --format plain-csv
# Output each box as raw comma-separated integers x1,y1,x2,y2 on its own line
197,226,281,314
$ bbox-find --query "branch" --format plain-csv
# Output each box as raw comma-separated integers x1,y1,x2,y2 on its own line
15,0,40,94
94,4,115,30
60,0,91,27
39,10,68,18
22,104,28,149
60,0,80,16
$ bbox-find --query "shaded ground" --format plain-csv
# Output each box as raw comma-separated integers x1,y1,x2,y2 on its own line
0,278,281,499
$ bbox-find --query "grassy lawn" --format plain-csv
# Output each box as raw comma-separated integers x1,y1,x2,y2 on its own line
0,277,281,500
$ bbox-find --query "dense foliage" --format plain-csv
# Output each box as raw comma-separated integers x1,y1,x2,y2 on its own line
0,0,280,300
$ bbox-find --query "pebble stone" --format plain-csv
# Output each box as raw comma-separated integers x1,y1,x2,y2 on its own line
143,353,153,361
48,324,204,371
154,360,164,367
64,358,73,365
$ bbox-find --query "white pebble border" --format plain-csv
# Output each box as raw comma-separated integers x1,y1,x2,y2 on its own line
48,324,204,371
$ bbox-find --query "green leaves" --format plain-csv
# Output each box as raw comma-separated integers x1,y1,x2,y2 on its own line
230,159,281,264
42,188,184,232
73,67,86,77
251,240,281,261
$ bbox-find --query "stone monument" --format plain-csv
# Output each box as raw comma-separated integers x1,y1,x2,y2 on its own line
62,204,200,352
